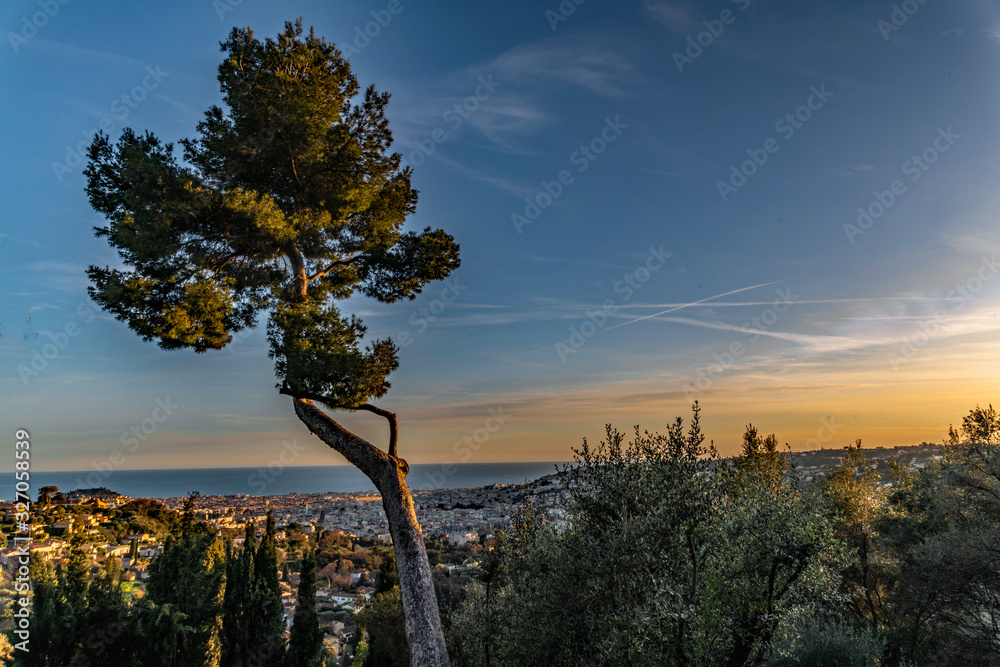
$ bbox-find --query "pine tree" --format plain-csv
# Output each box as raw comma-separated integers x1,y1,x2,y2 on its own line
286,544,325,666
83,20,460,664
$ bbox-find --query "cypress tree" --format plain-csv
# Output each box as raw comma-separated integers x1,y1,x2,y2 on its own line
247,511,286,664
76,557,136,666
223,522,257,666
221,538,240,667
19,555,56,666
53,538,91,664
286,544,325,666
146,493,226,666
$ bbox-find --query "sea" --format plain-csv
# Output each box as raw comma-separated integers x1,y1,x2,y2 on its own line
3,462,570,500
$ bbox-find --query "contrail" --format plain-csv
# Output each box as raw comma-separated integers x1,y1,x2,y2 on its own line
518,281,779,356
602,281,780,331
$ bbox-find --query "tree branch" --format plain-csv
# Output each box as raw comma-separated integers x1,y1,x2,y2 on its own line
357,403,399,458
280,388,401,461
307,254,364,283
284,244,308,299
291,398,393,481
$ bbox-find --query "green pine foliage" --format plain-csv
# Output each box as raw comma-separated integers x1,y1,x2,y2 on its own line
81,19,462,663
82,19,460,410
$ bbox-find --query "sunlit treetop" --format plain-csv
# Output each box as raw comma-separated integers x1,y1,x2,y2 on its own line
84,19,460,410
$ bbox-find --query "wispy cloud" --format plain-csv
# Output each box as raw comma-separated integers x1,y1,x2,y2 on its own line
28,303,61,313
517,255,639,271
487,38,642,98
839,163,875,177
430,154,529,196
942,234,1000,256
208,413,291,428
24,260,90,293
643,1,697,31
978,26,1000,42
31,38,153,72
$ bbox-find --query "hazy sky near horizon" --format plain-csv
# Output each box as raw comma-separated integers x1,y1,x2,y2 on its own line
2,0,999,473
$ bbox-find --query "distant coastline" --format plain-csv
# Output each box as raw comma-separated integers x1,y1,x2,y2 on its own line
3,462,570,500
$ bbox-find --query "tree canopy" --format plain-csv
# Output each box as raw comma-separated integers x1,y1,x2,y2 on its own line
83,19,460,410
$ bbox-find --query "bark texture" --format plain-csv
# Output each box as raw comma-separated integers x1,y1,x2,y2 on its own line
292,398,450,667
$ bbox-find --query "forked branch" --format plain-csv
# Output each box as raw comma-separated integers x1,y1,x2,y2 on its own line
282,389,401,460
291,398,393,481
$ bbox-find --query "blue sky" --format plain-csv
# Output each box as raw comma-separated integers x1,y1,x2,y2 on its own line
2,0,999,472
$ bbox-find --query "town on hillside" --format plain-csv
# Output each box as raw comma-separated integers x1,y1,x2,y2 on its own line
0,442,945,660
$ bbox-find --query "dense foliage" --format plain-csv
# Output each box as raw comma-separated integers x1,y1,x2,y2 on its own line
447,402,1000,667
16,499,323,667
82,19,459,409
13,403,999,666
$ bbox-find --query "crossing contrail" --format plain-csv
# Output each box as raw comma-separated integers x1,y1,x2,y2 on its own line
602,281,780,331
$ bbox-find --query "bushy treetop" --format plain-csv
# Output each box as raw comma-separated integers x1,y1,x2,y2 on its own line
83,19,460,410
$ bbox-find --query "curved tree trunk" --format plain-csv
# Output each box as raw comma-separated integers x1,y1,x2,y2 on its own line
292,398,451,667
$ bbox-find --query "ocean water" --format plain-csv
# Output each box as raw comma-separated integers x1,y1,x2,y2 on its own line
3,462,569,500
